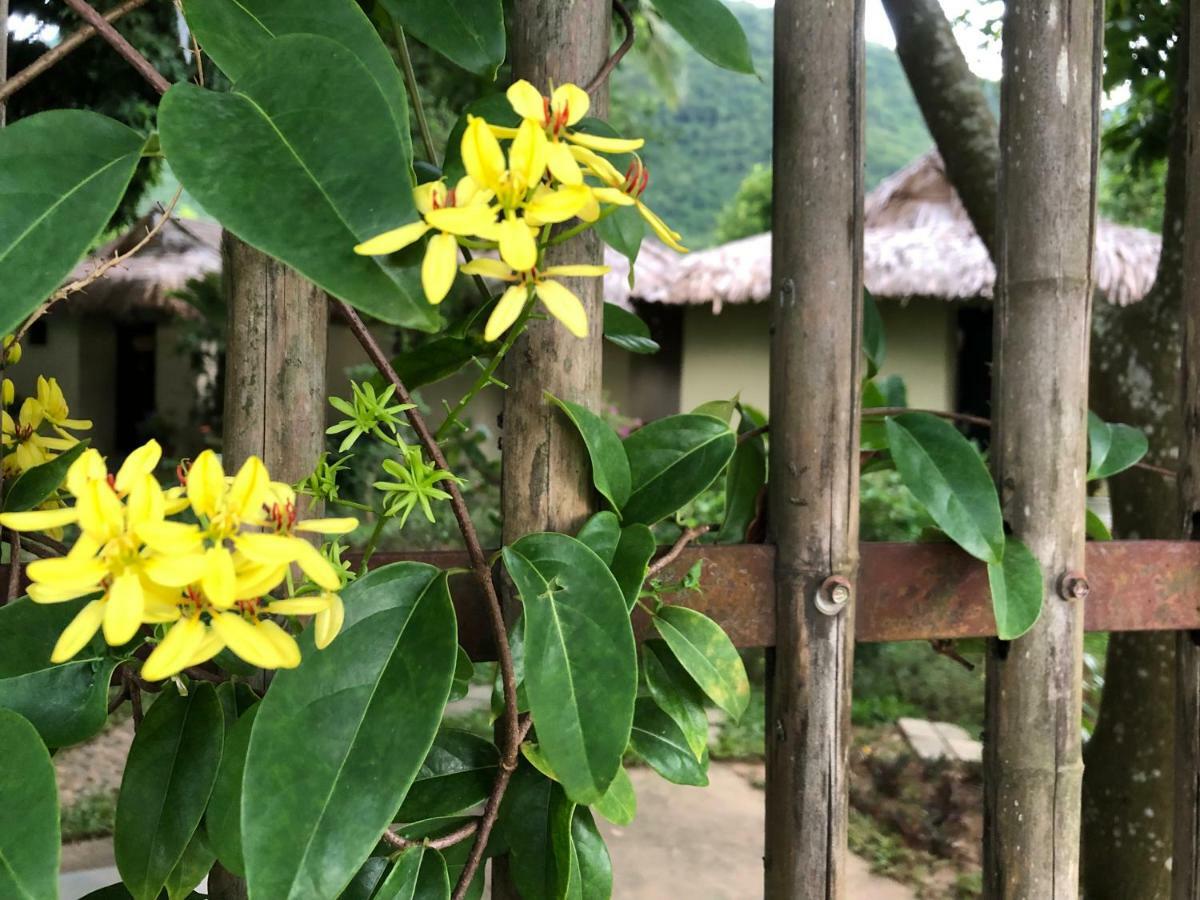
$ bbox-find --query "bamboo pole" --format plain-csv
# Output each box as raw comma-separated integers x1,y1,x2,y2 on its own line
1175,2,1200,893
983,0,1101,895
763,0,864,896
496,1,611,895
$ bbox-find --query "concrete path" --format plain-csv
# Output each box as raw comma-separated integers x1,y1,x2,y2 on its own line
60,763,913,899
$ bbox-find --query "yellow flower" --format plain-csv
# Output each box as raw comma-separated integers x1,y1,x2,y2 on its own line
2,398,76,475
36,376,92,437
460,116,591,271
353,176,498,304
460,258,606,341
503,81,644,185
573,148,688,253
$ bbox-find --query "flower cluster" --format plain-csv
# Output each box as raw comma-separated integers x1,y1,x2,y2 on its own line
0,443,357,680
1,335,91,479
354,81,686,343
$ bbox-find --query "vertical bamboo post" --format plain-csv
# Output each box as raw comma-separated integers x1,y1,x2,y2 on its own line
208,235,326,900
764,0,864,896
496,2,610,896
983,1,1101,895
1175,1,1200,892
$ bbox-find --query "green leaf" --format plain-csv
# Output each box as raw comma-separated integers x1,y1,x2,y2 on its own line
570,808,613,898
339,857,391,900
648,0,755,74
610,524,656,611
503,534,637,804
621,414,737,525
380,0,505,77
0,597,118,747
442,94,522,182
115,684,224,900
520,741,559,782
860,380,890,452
630,698,710,786
715,418,765,543
163,827,216,900
1086,507,1113,541
885,412,1005,564
449,646,474,703
0,110,146,336
180,0,411,166
4,440,88,512
878,374,907,407
652,606,749,721
243,562,458,899
547,394,632,511
643,639,708,760
0,709,59,900
863,291,886,378
205,704,259,877
591,765,637,827
692,397,738,424
381,335,489,393
1087,411,1149,480
576,511,621,565
491,612,530,721
500,765,574,900
603,303,660,355
986,536,1044,640
596,206,646,279
159,35,438,331
374,844,451,900
397,728,498,821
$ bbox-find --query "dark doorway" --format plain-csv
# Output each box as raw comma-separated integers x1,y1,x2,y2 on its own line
955,306,992,447
114,322,158,454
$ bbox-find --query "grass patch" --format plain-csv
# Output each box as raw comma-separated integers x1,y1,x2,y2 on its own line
61,788,118,842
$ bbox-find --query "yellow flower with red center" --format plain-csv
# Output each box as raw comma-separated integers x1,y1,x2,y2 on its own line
573,147,688,252
460,258,607,341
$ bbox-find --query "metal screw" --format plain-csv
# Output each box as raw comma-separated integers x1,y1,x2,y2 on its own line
815,575,852,615
1057,571,1090,602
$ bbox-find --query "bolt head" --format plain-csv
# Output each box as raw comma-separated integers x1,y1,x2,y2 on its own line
815,575,852,615
1058,571,1090,602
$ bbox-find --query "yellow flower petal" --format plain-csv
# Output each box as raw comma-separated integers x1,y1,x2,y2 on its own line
201,546,237,609
229,456,271,520
540,264,610,278
142,616,207,681
565,130,645,153
187,450,225,520
125,475,165,530
137,520,204,555
463,116,506,191
66,448,107,498
552,83,590,126
497,218,537,272
535,279,589,338
510,119,548,188
0,506,79,532
267,595,332,616
592,187,636,207
422,232,460,305
50,599,105,663
75,481,124,542
353,220,431,256
423,205,498,237
546,141,583,185
314,593,345,650
637,201,689,252
103,571,144,646
185,631,225,668
26,554,108,590
507,79,547,122
294,540,341,590
234,532,302,566
234,562,287,599
29,582,99,604
114,440,162,494
142,598,183,624
484,284,530,342
144,552,208,588
524,184,590,225
257,619,302,668
460,258,518,280
294,517,359,535
413,180,446,216
211,612,278,669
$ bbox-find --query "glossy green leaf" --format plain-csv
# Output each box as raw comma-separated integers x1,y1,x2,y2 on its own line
4,440,88,512
576,511,621,565
374,844,451,900
610,524,656,611
643,639,708,760
163,827,216,900
159,35,437,331
715,417,765,543
381,335,489,393
653,606,748,721
397,728,498,821
503,534,637,803
1087,411,1149,480
441,94,521,182
603,303,659,355
449,646,474,703
885,412,1004,564
622,414,736,525
877,374,907,407
115,684,224,900
548,394,632,511
860,379,890,452
0,110,146,335
380,0,505,77
648,0,755,74
1086,507,1113,541
78,886,202,900
986,536,1044,640
596,205,646,276
181,0,411,159
520,741,559,782
0,597,118,747
692,397,738,424
500,765,573,900
630,698,710,786
592,765,637,827
205,704,259,877
0,709,59,900
339,857,390,900
491,612,529,721
243,562,458,899
863,291,885,378
570,808,613,898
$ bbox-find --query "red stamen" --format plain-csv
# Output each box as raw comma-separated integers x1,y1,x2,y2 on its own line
542,96,552,126
177,458,191,487
639,166,650,197
106,473,117,490
445,188,457,208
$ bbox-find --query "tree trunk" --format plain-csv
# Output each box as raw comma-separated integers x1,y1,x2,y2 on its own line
983,1,1100,895
764,1,864,897
496,3,611,896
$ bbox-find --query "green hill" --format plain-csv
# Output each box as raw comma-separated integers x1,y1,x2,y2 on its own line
612,2,934,248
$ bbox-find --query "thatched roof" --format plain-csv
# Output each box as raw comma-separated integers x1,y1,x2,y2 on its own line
652,151,1161,311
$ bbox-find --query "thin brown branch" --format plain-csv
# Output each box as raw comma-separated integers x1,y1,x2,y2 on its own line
183,665,227,684
332,299,520,897
584,0,635,94
930,638,976,672
59,0,170,95
5,530,20,603
647,525,710,578
865,406,992,429
383,819,480,853
16,193,181,344
124,668,144,730
0,0,153,104
737,424,768,445
20,532,69,557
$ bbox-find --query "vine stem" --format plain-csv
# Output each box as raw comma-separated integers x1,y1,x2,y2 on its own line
59,0,169,95
393,22,438,164
584,0,635,95
357,515,388,576
646,525,709,578
332,298,519,897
